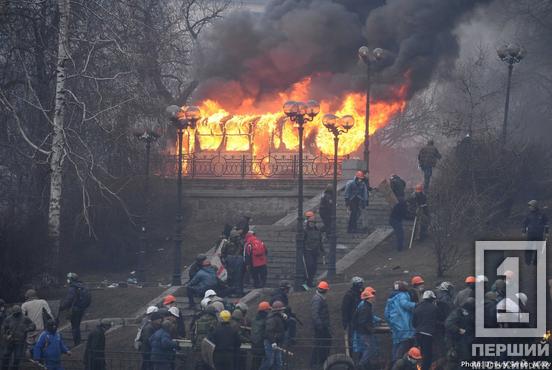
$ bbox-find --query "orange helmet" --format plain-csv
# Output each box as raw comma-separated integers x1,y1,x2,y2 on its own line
465,276,476,284
415,184,424,193
355,170,365,179
361,287,376,299
411,276,425,286
318,281,330,290
163,295,176,305
305,211,315,220
258,301,271,312
407,347,422,360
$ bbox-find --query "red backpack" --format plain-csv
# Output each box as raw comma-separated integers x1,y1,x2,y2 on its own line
248,238,267,267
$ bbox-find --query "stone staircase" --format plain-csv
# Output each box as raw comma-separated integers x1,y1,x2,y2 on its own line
254,189,391,287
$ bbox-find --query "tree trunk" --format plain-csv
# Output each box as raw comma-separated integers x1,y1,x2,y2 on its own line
48,0,70,274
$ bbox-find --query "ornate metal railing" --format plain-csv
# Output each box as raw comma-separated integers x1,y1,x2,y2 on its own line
153,153,343,179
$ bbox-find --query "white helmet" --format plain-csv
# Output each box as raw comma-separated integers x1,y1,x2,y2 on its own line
516,292,528,306
204,289,217,299
200,297,210,310
168,306,180,318
351,276,364,285
146,306,159,315
422,290,436,300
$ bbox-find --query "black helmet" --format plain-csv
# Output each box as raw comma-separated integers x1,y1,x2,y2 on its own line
67,272,79,281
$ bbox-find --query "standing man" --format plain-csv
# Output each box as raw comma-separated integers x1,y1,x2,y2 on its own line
384,281,416,362
413,290,439,370
260,301,287,370
417,139,441,191
454,276,476,308
83,320,111,370
244,230,268,288
1,305,35,369
208,310,241,370
33,319,70,370
445,298,475,367
522,200,549,265
270,281,297,346
190,305,217,370
390,174,407,201
409,276,425,304
187,260,218,310
311,281,331,370
139,312,163,370
21,289,53,345
303,211,325,288
353,287,379,370
413,184,429,241
251,302,270,370
389,200,409,252
341,277,364,350
149,320,178,370
221,229,245,296
344,171,369,233
59,272,91,346
319,184,334,235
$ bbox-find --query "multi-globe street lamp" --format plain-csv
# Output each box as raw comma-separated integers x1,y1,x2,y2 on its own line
322,114,354,281
132,126,161,283
283,100,320,291
166,105,201,286
358,46,384,183
497,43,525,144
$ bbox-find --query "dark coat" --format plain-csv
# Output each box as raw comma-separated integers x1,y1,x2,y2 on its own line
269,288,289,307
319,192,333,221
390,176,406,199
445,307,475,358
523,209,549,239
139,321,160,353
250,311,268,346
413,300,439,336
84,326,106,370
188,267,217,293
0,313,35,343
208,322,241,354
311,291,330,331
354,300,374,335
304,224,324,253
264,312,286,344
418,144,441,168
60,282,87,312
341,287,362,329
149,328,177,363
389,200,409,224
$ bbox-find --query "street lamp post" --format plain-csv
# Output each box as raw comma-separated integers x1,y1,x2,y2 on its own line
322,114,354,281
133,127,161,283
497,44,525,145
283,100,320,291
358,46,384,183
166,105,201,286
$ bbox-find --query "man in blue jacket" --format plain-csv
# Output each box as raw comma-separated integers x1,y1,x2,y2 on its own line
385,281,416,363
33,319,71,370
187,260,218,309
344,171,369,233
59,272,91,346
149,320,178,370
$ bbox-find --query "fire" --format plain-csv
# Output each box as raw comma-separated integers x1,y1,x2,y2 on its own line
176,77,407,157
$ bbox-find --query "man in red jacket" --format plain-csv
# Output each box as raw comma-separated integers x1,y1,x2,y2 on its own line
244,230,268,288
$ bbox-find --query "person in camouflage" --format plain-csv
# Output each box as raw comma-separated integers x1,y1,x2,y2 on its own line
417,140,441,192
191,305,218,370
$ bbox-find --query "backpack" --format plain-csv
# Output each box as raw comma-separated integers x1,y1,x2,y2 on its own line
75,285,92,310
249,239,267,267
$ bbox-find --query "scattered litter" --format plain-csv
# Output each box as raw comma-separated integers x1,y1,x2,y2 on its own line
388,257,392,260
392,265,401,270
403,270,409,274
375,267,381,271
107,283,119,288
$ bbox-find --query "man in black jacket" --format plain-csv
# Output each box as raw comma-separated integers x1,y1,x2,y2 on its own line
341,277,364,350
208,311,241,370
260,301,287,370
522,200,549,265
390,175,406,201
311,281,331,369
138,312,163,370
413,290,439,370
269,281,297,345
84,320,111,370
1,305,35,369
319,184,333,235
59,272,90,346
445,298,475,367
389,200,409,251
250,302,270,370
355,287,378,370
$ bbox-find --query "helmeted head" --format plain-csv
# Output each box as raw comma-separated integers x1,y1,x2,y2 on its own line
204,289,217,299
231,309,243,321
528,200,539,210
415,184,424,193
25,289,37,300
46,319,57,333
407,347,422,363
411,276,425,289
271,301,285,311
146,306,159,315
437,281,454,292
393,281,408,292
361,287,376,301
235,302,248,314
219,310,231,323
516,292,528,307
168,306,180,319
422,290,436,301
66,272,79,284
163,295,176,306
465,276,476,286
351,276,364,290
258,301,271,312
317,281,330,293
355,171,365,180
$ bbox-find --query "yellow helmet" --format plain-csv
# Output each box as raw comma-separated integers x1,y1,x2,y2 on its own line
219,310,231,322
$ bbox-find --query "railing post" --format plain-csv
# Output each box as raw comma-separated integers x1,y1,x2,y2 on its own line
241,155,246,179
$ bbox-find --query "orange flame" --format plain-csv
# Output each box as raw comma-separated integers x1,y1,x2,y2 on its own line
175,77,408,157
